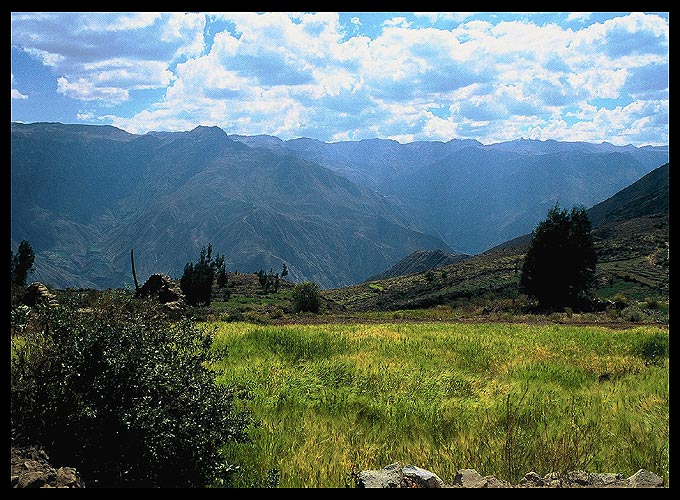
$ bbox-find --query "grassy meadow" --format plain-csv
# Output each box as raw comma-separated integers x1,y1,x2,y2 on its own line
207,321,669,488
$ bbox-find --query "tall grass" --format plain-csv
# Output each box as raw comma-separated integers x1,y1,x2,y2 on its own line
208,322,669,487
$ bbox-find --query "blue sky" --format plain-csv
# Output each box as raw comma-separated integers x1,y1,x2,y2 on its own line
11,12,669,146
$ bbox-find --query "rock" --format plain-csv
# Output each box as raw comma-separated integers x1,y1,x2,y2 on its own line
355,464,665,488
592,472,626,487
454,468,487,488
402,464,444,488
628,469,664,488
565,470,593,486
357,462,404,488
136,273,186,315
518,471,545,487
482,475,512,488
11,447,84,488
22,282,58,307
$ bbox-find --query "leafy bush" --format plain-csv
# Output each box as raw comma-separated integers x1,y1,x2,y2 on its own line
292,281,321,313
622,305,646,322
10,293,251,487
633,333,668,366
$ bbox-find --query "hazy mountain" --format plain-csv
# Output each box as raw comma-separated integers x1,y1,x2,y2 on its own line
325,162,670,311
231,135,668,253
486,162,670,255
11,122,450,289
11,122,669,290
587,163,669,227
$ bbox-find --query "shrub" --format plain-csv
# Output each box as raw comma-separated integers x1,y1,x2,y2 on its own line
633,333,668,366
292,281,321,313
612,293,629,309
644,296,660,309
10,293,251,488
622,305,646,322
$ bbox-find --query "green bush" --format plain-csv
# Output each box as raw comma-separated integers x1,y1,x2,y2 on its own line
292,281,321,313
633,333,669,366
10,293,251,488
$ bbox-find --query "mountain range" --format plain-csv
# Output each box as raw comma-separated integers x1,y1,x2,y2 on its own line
324,162,669,311
10,122,669,290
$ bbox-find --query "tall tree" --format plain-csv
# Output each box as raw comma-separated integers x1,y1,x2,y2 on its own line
180,243,218,306
11,240,35,287
520,204,597,310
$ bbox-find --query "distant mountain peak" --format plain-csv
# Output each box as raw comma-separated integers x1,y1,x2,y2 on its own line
189,125,227,136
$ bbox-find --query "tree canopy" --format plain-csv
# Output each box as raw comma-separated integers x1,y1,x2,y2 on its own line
180,244,227,306
11,240,35,287
520,204,597,310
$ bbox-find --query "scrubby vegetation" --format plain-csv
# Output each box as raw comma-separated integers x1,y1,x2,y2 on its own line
10,292,252,488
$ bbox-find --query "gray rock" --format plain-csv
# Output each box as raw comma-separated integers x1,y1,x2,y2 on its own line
482,475,512,488
591,472,625,487
454,469,487,488
628,469,664,488
519,471,544,487
22,282,58,307
357,462,404,488
403,464,444,488
565,470,593,486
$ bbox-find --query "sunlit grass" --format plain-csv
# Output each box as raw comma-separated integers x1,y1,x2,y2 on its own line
207,321,669,487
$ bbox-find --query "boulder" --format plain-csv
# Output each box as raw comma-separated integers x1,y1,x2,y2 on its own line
22,282,58,307
357,462,404,488
136,274,185,314
402,464,444,488
628,469,664,488
11,447,84,488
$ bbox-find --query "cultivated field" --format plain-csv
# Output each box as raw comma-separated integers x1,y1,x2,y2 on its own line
207,321,669,488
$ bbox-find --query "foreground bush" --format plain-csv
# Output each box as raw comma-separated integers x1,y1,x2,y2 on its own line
10,293,251,487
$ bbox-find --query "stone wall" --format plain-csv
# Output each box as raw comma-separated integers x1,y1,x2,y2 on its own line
353,462,665,488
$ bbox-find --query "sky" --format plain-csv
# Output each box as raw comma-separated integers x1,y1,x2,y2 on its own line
10,12,669,146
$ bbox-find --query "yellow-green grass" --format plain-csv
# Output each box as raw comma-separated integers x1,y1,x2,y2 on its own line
208,321,669,488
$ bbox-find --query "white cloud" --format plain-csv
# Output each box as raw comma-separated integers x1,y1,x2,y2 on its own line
10,12,669,146
566,13,592,22
11,73,28,99
57,76,129,104
414,12,476,23
382,17,412,29
82,59,175,89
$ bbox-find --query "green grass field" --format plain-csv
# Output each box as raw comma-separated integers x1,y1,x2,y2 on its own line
207,321,669,488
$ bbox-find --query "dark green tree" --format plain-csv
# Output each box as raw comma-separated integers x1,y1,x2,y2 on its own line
520,204,597,310
292,281,321,313
11,240,35,287
180,244,223,306
214,253,228,289
256,268,280,293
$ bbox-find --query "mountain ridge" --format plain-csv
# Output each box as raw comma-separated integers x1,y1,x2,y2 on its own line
11,122,669,290
326,162,669,311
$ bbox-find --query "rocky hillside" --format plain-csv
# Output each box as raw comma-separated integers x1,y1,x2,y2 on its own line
325,163,670,311
11,122,449,290
367,249,471,281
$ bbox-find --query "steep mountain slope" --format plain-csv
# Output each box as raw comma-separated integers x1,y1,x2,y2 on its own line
233,135,668,254
367,249,471,281
587,163,669,227
325,163,670,311
11,122,668,291
11,123,450,289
